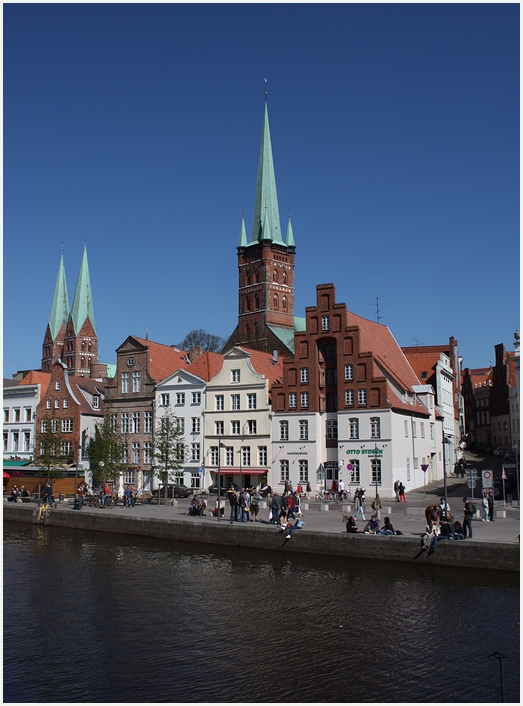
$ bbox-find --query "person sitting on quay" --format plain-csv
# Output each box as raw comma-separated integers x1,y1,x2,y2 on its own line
278,511,289,533
285,512,304,539
364,514,380,534
377,516,395,535
20,486,29,498
452,519,465,540
421,519,438,551
346,516,364,534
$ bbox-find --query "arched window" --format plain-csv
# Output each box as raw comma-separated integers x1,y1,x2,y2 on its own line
247,272,251,285
254,321,258,335
273,294,279,309
255,270,259,283
255,294,259,310
246,296,251,311
246,323,250,334
273,270,278,283
282,296,287,310
282,271,287,285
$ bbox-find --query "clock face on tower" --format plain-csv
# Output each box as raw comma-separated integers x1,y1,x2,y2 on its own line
126,357,136,367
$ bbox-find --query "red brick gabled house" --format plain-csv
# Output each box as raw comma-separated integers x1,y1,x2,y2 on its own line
271,284,443,496
35,361,106,478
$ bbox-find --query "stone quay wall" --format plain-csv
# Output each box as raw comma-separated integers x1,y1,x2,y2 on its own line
3,503,519,572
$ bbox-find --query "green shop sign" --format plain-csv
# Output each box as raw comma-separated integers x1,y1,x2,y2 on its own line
345,448,384,455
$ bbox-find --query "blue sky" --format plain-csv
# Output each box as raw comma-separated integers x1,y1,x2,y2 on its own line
3,3,520,378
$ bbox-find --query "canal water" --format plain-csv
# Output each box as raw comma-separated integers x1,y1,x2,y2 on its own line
3,522,519,703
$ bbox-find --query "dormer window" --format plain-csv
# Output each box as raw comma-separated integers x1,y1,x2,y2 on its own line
55,380,60,390
93,396,100,409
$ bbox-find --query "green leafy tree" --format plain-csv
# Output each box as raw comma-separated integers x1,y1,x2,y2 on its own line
87,411,127,488
35,414,67,482
152,408,187,505
178,329,225,354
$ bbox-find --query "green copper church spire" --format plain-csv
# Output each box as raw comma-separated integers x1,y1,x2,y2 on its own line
48,251,70,341
250,99,283,245
70,244,96,335
286,214,295,248
238,214,248,247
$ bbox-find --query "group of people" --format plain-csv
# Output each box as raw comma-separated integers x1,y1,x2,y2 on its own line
393,480,406,502
188,495,206,516
421,496,479,553
227,486,263,523
346,514,401,536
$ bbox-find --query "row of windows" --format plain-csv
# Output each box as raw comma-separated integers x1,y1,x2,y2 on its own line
286,389,368,409
4,408,33,423
403,419,433,439
280,459,309,483
278,418,382,441
44,395,99,410
214,393,257,411
117,412,153,435
209,445,267,467
160,392,202,407
245,270,288,286
41,419,74,433
3,431,31,452
245,294,289,311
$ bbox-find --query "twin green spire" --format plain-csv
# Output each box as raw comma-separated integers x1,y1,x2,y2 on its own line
48,244,96,340
239,99,295,249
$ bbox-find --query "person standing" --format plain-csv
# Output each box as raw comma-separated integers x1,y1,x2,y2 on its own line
43,482,52,505
462,497,474,539
250,490,261,521
338,478,345,501
355,488,366,521
487,491,494,522
102,482,111,507
481,493,489,522
394,480,400,502
399,482,406,503
372,494,382,520
306,481,311,499
76,484,84,510
124,485,131,508
270,493,282,524
228,487,238,523
240,489,250,522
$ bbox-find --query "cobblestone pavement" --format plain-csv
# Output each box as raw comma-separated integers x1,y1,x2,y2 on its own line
33,472,519,545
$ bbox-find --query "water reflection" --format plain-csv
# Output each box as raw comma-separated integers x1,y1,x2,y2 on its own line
3,522,519,703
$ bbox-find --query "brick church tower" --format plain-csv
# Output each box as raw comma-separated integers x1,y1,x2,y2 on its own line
224,95,304,357
42,244,98,377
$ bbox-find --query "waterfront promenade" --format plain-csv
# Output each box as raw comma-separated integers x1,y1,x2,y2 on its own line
4,474,520,571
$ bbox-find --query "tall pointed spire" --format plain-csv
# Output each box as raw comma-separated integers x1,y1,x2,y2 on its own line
70,244,96,335
48,251,70,340
238,214,248,247
251,101,283,244
286,214,295,248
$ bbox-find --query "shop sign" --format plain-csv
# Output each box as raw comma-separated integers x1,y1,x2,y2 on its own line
345,448,384,456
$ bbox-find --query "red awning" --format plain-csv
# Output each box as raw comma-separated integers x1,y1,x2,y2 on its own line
3,472,10,479
213,468,267,475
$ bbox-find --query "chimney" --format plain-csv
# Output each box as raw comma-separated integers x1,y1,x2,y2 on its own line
189,345,204,363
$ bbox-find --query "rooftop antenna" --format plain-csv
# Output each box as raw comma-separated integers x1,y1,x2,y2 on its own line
412,337,424,350
370,297,385,324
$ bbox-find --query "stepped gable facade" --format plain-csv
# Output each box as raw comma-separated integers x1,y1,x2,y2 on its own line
270,283,442,495
224,97,305,358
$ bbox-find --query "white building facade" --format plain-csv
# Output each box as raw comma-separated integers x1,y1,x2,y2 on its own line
3,380,45,462
205,347,282,491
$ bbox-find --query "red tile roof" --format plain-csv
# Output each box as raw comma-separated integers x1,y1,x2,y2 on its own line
18,371,51,391
345,311,420,390
66,376,106,416
133,337,191,382
189,351,224,382
238,347,284,388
